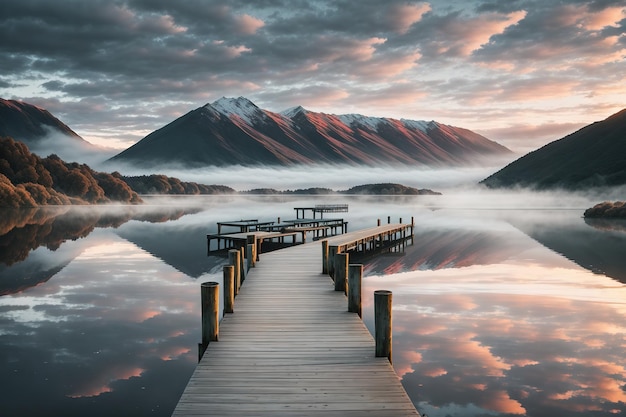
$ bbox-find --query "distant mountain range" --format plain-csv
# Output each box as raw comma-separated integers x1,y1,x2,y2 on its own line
109,97,512,167
481,108,626,189
5,96,625,191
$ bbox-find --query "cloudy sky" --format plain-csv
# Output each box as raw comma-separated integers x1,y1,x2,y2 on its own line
1,0,625,153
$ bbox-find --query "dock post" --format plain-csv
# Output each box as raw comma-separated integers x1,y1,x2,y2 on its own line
199,281,219,360
374,290,392,364
322,240,329,274
328,245,338,279
239,247,246,283
246,235,256,267
377,219,381,226
228,249,241,295
334,253,348,293
348,264,362,317
223,266,234,314
387,216,391,224
246,243,254,271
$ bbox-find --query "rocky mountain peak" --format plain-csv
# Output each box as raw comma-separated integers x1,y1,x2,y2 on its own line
208,96,263,124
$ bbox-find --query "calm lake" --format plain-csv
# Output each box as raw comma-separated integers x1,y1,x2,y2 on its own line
1,192,625,417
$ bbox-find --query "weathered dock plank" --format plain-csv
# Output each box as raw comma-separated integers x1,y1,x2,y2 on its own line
172,230,419,417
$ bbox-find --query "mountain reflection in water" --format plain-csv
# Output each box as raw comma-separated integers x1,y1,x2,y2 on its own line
361,209,626,417
0,196,625,417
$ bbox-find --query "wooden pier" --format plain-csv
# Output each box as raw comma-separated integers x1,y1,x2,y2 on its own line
207,230,305,254
294,204,349,219
207,218,348,254
173,224,419,416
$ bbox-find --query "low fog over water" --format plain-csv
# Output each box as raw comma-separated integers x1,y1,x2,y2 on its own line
103,159,516,192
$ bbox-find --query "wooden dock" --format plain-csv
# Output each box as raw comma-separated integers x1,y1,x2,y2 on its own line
172,226,419,416
207,218,348,253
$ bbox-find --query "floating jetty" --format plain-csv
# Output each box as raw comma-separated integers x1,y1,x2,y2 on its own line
173,219,419,416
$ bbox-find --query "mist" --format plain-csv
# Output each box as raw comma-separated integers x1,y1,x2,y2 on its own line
104,160,515,192
29,128,118,167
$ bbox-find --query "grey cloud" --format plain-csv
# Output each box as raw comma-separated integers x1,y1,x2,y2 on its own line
472,2,626,64
1,0,623,151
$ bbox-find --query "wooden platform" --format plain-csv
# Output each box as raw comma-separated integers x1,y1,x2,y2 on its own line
326,223,413,252
172,236,419,416
207,230,303,254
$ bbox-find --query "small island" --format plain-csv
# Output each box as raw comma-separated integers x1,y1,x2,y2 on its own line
241,184,441,196
584,201,626,218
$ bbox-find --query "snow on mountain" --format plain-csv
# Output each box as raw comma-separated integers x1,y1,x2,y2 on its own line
280,106,431,135
401,119,432,133
209,96,265,125
337,114,386,131
280,106,307,118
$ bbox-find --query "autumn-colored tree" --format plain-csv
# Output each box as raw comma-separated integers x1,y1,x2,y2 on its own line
94,172,142,203
0,173,37,207
0,137,142,207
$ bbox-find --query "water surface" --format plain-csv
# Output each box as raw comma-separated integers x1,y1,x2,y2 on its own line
1,194,624,416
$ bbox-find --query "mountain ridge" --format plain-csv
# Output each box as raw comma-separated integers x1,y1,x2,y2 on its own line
481,108,626,189
109,97,512,167
0,98,87,146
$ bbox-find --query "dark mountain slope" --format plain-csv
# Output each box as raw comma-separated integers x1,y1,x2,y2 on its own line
0,98,86,145
0,98,105,164
481,109,626,189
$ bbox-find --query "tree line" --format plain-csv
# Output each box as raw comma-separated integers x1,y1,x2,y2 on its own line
0,136,234,207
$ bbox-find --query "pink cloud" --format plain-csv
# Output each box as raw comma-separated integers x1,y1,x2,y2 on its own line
435,10,527,57
337,37,387,62
583,6,626,30
486,390,526,415
138,14,187,34
234,13,265,35
388,3,431,34
556,4,626,31
353,51,422,79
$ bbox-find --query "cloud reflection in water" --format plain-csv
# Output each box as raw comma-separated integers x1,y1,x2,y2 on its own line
0,231,203,416
363,249,626,416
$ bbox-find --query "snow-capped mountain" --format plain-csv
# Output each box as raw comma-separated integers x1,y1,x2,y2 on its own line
110,97,512,167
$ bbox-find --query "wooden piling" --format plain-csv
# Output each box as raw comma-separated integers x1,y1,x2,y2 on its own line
334,253,348,293
374,289,392,364
228,249,241,295
223,266,234,314
322,240,329,274
201,281,219,350
246,235,256,267
348,264,362,317
239,247,246,282
377,218,381,226
246,243,254,272
328,245,338,279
